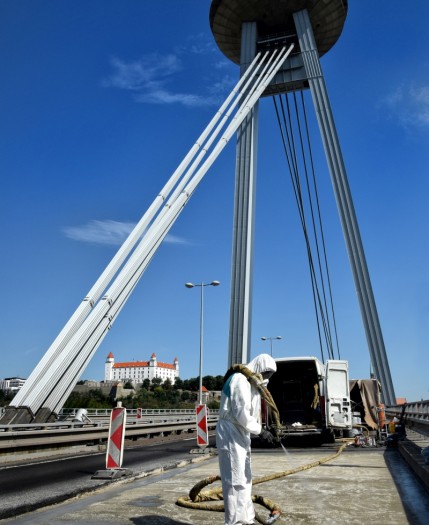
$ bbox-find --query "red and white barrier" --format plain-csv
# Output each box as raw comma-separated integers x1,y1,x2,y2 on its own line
106,406,126,469
196,404,208,448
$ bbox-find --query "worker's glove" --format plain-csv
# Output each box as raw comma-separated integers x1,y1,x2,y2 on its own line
259,429,275,444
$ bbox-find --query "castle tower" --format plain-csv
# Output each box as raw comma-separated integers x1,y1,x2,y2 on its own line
149,353,157,381
105,352,114,381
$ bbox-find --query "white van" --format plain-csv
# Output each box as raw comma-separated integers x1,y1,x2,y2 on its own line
265,356,352,444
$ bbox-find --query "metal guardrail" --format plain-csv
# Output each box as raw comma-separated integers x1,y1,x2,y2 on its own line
0,410,218,455
2,401,427,454
58,408,219,424
59,408,209,418
0,407,219,419
0,420,216,453
385,400,429,437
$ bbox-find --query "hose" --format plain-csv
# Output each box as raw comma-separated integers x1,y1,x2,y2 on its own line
176,442,349,523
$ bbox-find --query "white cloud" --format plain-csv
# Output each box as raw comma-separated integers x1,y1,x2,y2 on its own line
410,85,429,125
63,219,190,246
208,75,235,96
164,233,191,245
382,83,429,128
102,54,182,91
102,38,229,108
182,33,217,56
135,88,217,107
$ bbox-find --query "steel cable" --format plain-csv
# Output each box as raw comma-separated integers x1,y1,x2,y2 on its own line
272,91,341,362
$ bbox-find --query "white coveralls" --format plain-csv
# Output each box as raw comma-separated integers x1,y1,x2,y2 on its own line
216,354,277,525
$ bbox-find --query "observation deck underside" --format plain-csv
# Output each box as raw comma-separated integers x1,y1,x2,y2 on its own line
210,0,348,65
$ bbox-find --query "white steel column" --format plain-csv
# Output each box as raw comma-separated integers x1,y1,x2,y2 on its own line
228,22,259,367
293,9,396,404
2,43,294,423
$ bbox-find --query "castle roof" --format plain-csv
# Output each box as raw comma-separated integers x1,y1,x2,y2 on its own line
113,361,176,370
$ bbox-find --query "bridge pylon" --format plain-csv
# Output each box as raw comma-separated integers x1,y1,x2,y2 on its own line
210,0,396,404
1,3,396,424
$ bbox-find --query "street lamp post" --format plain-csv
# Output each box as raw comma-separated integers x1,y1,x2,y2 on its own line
185,280,220,405
261,335,282,357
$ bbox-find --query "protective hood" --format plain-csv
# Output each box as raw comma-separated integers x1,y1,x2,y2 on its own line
246,354,277,375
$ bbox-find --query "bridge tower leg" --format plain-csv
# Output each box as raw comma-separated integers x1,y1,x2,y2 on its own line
220,3,395,404
228,22,259,367
293,9,396,404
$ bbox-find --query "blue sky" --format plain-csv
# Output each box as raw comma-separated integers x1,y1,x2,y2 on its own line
1,1,428,402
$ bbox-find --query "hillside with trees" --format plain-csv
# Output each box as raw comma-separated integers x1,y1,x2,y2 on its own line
62,375,224,410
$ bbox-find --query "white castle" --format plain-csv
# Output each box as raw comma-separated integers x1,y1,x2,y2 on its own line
104,352,179,385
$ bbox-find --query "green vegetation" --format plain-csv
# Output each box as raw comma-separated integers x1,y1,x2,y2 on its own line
61,375,224,410
0,390,15,406
63,389,115,409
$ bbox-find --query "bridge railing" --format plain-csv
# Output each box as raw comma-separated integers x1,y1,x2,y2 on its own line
0,413,220,453
0,406,219,422
58,408,216,419
385,400,429,437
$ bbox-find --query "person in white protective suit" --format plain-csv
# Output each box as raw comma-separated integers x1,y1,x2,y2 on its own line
216,354,277,525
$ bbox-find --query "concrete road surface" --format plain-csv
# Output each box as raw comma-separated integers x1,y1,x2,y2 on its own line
3,444,429,525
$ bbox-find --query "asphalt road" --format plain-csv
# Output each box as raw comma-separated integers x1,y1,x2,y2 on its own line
0,434,210,520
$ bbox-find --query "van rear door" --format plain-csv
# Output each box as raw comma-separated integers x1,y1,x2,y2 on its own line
325,360,352,429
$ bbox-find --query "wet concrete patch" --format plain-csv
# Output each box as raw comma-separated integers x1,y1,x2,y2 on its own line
132,495,163,508
129,517,196,525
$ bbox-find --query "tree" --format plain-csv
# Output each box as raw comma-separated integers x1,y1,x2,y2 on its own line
0,389,15,406
214,375,225,390
180,390,190,402
153,386,166,401
163,378,172,390
142,379,151,391
66,374,224,410
174,377,184,390
63,389,114,409
203,375,216,391
187,377,199,392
